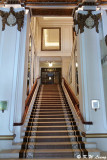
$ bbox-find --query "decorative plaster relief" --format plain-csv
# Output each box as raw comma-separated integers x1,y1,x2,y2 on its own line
74,11,101,34
0,7,24,31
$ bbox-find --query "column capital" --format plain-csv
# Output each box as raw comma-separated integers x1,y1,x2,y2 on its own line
74,7,101,35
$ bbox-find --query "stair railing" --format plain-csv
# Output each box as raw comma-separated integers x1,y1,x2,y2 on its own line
14,77,40,126
62,78,93,125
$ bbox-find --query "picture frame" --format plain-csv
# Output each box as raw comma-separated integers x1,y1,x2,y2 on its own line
41,27,61,51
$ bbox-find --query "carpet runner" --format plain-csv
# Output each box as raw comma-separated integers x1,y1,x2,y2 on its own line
19,84,88,159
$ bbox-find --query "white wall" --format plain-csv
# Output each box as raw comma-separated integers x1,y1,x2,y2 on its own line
62,57,71,80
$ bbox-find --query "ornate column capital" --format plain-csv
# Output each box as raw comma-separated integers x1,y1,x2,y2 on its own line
74,10,101,35
0,7,24,31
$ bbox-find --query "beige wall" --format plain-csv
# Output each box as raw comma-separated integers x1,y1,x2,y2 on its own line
36,17,73,57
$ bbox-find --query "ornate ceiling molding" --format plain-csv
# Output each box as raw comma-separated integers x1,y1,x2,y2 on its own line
74,11,101,34
0,7,24,31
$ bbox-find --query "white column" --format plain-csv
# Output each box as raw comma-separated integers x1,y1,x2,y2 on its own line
75,7,107,151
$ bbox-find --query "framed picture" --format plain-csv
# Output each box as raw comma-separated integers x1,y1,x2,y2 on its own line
41,27,61,51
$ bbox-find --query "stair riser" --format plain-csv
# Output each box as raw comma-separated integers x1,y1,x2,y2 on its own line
25,126,78,131
23,138,71,142
28,119,75,122
19,152,88,159
29,114,74,118
30,111,72,114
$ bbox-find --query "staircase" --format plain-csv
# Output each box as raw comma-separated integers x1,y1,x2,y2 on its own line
0,84,100,159
19,84,99,159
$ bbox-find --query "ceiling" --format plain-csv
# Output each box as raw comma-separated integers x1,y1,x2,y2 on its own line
3,1,107,16
21,0,107,16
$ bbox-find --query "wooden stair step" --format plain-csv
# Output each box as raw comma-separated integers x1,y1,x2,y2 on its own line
28,123,67,126
30,113,73,116
20,141,81,145
23,134,81,137
32,107,68,110
24,131,79,136
35,109,66,111
35,100,65,101
28,117,74,120
25,132,69,137
29,119,69,122
28,121,76,124
25,126,78,131
24,130,78,133
26,125,77,128
19,148,85,153
15,141,96,146
28,121,68,123
35,103,65,104
21,144,77,150
29,116,73,119
31,110,70,113
36,98,65,100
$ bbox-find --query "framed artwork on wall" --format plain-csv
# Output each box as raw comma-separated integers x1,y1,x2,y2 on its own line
41,27,61,51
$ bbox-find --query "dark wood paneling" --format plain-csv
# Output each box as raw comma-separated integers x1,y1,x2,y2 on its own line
32,8,73,16
25,0,81,3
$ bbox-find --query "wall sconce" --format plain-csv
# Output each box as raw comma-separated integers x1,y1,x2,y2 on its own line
49,62,53,67
91,100,100,112
0,101,7,113
76,62,78,68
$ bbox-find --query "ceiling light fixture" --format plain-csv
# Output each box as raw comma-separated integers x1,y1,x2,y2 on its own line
49,62,53,67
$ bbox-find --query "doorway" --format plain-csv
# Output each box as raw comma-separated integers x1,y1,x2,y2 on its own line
41,68,61,84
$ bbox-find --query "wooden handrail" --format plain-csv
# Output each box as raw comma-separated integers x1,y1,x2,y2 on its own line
14,77,40,126
62,78,93,125
0,134,16,140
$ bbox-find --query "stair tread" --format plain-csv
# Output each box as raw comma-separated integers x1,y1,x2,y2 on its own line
0,148,100,154
24,125,76,127
24,130,77,133
28,118,74,119
29,114,73,116
22,135,81,138
30,111,70,113
14,141,96,146
27,121,75,123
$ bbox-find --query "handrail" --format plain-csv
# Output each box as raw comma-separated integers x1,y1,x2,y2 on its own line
14,77,40,126
0,134,16,140
82,132,107,138
62,78,93,125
